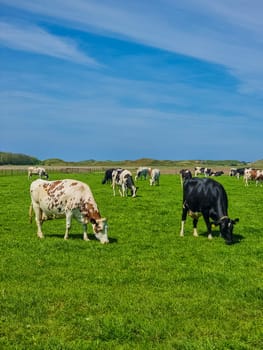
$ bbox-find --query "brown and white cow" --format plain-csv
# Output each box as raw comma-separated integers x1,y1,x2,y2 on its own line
244,168,256,186
29,179,109,243
244,168,263,186
28,166,48,179
256,170,263,186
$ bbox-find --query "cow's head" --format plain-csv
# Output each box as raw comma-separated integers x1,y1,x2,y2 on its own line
90,218,109,244
217,217,239,244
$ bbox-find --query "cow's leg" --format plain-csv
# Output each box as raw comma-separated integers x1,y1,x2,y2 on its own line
112,181,116,196
64,212,72,239
192,218,199,237
83,223,90,241
120,184,125,197
34,206,44,238
131,186,136,197
203,214,212,240
180,207,188,236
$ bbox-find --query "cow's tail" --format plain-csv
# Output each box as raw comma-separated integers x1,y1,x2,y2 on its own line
29,203,34,223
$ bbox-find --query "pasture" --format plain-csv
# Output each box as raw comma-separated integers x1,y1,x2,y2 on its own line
0,172,262,349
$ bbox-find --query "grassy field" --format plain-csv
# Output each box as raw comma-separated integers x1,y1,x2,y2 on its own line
0,172,262,349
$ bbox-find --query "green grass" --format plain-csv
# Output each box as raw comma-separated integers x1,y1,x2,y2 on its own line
0,172,263,349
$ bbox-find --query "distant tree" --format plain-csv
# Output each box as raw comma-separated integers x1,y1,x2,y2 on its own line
0,152,40,165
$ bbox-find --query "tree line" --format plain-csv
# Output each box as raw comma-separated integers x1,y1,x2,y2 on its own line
0,152,40,165
0,151,253,167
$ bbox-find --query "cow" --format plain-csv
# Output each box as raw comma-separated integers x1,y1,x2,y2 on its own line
180,178,239,244
29,179,109,243
256,170,263,186
244,168,263,186
229,168,245,179
149,168,160,186
179,169,192,186
112,169,137,197
243,168,260,186
194,167,211,177
101,168,117,184
28,166,48,179
135,167,151,181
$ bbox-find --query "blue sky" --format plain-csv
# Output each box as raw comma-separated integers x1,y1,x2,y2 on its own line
1,0,262,162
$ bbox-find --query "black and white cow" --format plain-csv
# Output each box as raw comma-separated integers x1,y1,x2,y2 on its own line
229,168,245,179
112,169,137,197
179,169,192,186
194,167,212,177
135,167,151,181
180,178,239,244
101,168,118,184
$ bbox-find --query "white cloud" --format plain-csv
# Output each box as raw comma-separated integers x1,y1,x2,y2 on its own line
0,21,99,66
2,0,263,92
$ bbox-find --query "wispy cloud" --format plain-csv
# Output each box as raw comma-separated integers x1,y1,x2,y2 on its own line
0,21,99,66
1,0,263,92
7,0,263,98
1,0,263,161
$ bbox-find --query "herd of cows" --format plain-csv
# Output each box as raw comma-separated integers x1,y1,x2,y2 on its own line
27,165,262,245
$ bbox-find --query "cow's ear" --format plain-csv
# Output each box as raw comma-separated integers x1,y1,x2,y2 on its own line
90,218,96,224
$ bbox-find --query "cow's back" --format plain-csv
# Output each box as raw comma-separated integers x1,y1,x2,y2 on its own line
183,178,228,211
30,179,96,210
30,179,50,203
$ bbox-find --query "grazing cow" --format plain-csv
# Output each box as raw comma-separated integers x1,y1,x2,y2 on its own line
101,168,117,184
135,167,151,181
112,169,137,197
204,168,212,176
179,169,192,186
229,168,245,179
194,167,211,177
194,167,204,176
229,168,236,176
28,166,48,179
180,178,239,244
150,168,160,186
29,179,109,243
